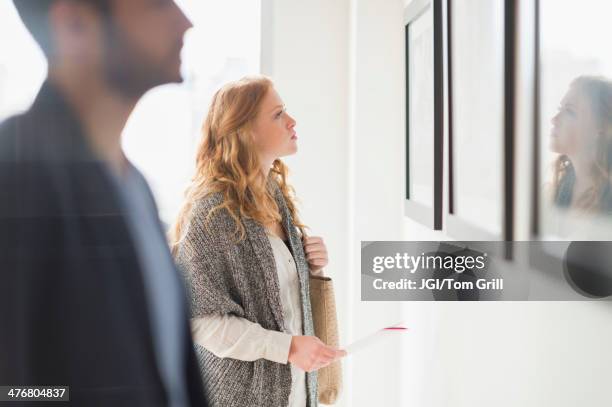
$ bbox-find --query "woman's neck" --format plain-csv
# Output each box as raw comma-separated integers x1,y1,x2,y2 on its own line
259,154,277,178
568,154,596,206
261,163,272,177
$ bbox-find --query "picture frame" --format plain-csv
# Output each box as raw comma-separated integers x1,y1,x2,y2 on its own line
527,0,612,276
446,0,515,246
403,0,443,230
527,0,557,275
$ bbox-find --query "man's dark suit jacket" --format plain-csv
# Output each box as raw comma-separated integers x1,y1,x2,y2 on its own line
0,82,206,406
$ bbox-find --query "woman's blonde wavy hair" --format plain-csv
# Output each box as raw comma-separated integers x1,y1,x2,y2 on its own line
170,76,305,253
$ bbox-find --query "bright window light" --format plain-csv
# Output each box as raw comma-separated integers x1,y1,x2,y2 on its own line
123,0,262,225
0,0,262,226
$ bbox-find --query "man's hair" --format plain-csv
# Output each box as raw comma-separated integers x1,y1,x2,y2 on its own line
13,0,110,57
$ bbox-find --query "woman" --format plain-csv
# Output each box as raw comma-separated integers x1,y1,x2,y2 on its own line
550,75,612,213
171,76,345,407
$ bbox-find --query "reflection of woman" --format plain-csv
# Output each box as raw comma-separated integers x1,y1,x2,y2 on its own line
550,76,612,212
170,76,344,407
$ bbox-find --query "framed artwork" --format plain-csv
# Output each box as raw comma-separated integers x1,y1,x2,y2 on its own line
446,0,515,245
530,0,612,275
404,0,443,230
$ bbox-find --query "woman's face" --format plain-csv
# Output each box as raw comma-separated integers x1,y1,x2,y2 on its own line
251,87,298,163
550,85,599,157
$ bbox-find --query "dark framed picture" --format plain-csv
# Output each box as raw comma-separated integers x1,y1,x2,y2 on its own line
403,0,443,230
446,0,515,244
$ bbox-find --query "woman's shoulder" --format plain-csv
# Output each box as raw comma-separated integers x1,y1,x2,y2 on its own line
193,191,224,212
176,192,237,256
190,192,236,231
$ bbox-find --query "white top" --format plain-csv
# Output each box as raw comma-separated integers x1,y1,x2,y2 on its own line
191,231,307,407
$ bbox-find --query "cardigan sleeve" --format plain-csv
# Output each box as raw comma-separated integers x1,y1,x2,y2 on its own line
174,194,246,319
191,313,292,364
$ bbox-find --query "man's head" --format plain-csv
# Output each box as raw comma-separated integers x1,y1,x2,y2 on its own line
13,0,192,97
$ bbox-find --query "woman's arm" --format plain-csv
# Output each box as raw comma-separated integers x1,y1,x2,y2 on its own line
192,314,345,370
176,195,246,318
191,314,292,364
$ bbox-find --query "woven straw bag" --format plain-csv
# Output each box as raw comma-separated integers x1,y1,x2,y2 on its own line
309,274,342,405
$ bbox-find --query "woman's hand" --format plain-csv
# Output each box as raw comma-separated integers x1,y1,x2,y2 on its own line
303,236,328,274
288,336,346,372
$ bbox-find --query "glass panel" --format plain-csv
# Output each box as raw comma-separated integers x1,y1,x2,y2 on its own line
451,0,504,235
539,0,612,239
408,5,434,207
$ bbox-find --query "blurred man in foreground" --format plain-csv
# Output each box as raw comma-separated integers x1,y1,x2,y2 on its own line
0,1,206,405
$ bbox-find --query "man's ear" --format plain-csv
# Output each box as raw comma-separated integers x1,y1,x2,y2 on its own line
48,0,105,60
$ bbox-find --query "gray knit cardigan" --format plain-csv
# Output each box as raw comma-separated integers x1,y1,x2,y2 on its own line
174,187,318,407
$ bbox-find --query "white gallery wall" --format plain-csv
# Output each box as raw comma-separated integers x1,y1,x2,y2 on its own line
348,0,407,405
262,0,407,405
265,0,612,406
260,1,353,405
